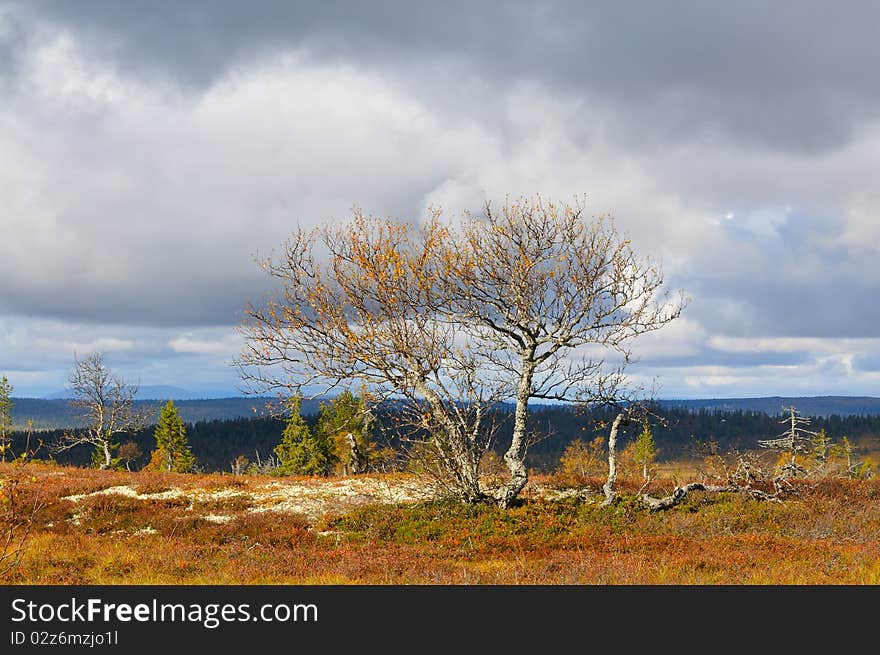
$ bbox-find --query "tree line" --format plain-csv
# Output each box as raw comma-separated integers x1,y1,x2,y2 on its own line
5,387,878,476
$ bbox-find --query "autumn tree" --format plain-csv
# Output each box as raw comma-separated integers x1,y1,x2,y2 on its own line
0,376,12,462
238,197,682,506
556,436,605,485
275,395,335,475
239,213,505,501
148,401,196,473
829,436,874,480
56,352,144,469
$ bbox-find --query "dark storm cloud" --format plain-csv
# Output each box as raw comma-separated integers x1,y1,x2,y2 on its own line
691,280,880,341
16,0,880,153
0,5,26,81
15,0,510,87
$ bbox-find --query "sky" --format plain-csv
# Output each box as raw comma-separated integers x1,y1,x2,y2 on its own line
2,1,880,399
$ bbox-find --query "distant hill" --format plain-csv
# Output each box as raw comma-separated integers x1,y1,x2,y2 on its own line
10,397,323,430
11,394,880,431
659,396,880,417
43,385,226,400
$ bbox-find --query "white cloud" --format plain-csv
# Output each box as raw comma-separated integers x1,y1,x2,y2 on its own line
836,190,880,253
708,336,880,355
169,332,242,355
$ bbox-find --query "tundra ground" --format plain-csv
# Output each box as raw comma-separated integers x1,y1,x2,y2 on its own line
2,462,879,584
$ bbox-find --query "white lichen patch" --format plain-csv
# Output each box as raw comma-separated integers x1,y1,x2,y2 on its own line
61,475,442,525
63,485,140,502
247,476,438,521
63,485,186,503
537,487,597,502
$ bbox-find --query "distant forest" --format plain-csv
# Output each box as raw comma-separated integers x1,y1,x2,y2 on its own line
8,396,310,430
14,395,880,432
8,404,880,474
659,396,880,417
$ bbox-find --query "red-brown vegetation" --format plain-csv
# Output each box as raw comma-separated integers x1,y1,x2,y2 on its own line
2,461,878,584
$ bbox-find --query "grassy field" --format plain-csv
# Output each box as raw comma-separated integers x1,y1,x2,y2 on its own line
2,461,879,584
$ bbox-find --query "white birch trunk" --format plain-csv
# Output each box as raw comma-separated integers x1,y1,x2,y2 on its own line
101,439,112,470
602,412,624,506
497,356,536,508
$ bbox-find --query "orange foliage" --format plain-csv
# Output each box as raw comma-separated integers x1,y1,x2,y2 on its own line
5,462,880,584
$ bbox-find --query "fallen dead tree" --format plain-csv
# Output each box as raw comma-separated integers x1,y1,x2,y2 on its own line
640,479,786,511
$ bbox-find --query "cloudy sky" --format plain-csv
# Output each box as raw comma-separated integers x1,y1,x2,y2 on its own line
2,1,880,398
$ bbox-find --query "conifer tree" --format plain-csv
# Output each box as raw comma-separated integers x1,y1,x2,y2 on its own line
149,400,196,473
275,395,334,475
317,390,374,474
633,419,657,481
811,427,833,469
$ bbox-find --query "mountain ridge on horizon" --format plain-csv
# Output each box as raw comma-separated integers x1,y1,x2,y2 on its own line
657,395,880,417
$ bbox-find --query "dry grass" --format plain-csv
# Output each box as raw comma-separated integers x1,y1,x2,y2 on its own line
2,461,879,584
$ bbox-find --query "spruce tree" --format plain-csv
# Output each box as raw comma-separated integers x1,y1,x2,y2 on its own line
317,390,376,474
633,420,657,481
150,400,196,473
275,395,334,475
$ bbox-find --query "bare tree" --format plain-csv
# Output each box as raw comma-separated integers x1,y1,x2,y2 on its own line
56,353,144,469
758,406,816,478
230,455,249,476
602,408,632,506
592,402,808,512
440,197,684,506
